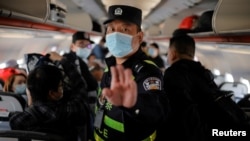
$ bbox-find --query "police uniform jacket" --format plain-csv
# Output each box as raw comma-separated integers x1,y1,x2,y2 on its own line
94,49,166,141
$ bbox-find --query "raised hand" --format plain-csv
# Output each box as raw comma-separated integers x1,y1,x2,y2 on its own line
102,65,137,108
47,52,63,62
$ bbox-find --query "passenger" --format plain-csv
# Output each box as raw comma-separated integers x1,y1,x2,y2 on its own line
147,42,165,72
91,37,108,64
163,35,213,140
3,73,27,95
63,31,98,116
0,67,17,82
9,52,90,141
87,53,97,66
89,62,104,86
5,59,19,69
87,53,104,68
140,41,148,54
94,5,167,141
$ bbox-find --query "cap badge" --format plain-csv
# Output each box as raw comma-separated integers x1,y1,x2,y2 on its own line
114,8,123,15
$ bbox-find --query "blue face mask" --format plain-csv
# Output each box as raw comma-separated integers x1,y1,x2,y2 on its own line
14,83,26,94
76,47,91,59
147,47,157,57
106,32,133,58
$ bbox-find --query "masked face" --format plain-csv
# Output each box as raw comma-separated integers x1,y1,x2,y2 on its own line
76,47,91,59
105,32,133,58
147,47,157,58
14,83,26,94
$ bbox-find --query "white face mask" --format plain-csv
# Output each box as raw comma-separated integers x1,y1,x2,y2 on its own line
76,47,91,59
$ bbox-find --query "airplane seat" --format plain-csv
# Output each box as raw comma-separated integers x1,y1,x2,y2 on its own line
213,72,234,87
0,92,27,131
213,74,226,86
0,92,26,111
0,130,66,141
219,82,249,103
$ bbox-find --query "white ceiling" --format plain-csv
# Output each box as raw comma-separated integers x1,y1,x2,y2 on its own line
59,0,218,32
58,0,218,34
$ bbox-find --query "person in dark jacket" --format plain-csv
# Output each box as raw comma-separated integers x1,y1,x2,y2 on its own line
93,5,168,141
9,52,90,141
63,31,98,115
163,35,211,141
147,42,165,72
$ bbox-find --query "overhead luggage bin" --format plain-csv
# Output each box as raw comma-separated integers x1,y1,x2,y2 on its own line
0,0,93,33
145,25,162,37
64,12,93,33
212,0,250,34
0,0,49,23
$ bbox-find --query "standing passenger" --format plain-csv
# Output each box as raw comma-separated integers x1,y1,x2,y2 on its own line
94,5,167,141
92,37,108,64
163,35,208,141
63,31,98,115
147,42,165,72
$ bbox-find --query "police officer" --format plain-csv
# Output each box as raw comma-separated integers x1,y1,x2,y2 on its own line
94,5,167,141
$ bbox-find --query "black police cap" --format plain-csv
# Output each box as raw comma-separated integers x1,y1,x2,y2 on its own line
104,5,142,27
72,31,94,44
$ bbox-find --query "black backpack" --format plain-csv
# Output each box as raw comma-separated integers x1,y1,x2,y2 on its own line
185,68,250,136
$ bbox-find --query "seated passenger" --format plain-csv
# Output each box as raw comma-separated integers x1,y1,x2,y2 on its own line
3,73,27,94
8,52,90,141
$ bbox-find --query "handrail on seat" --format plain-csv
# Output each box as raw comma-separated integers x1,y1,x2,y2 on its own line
0,130,66,141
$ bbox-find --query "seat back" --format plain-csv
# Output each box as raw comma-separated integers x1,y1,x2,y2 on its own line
0,92,26,112
219,82,248,103
0,92,27,131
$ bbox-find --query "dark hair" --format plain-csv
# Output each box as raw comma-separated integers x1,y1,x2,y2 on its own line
27,65,62,103
140,41,147,48
169,35,195,58
172,28,194,37
150,42,159,49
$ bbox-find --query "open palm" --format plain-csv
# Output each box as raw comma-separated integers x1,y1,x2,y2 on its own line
102,65,137,108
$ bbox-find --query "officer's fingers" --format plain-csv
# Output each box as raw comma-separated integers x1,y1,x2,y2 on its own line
124,68,133,86
110,66,118,84
117,65,125,83
123,68,137,108
123,82,137,108
102,88,122,106
102,88,112,99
